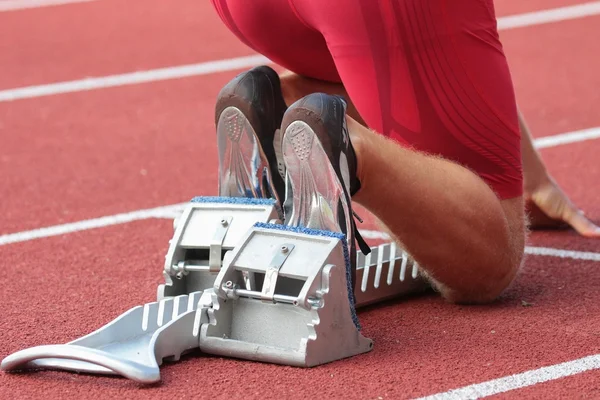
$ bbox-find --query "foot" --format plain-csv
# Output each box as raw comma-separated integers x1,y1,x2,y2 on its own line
280,93,367,274
215,66,287,209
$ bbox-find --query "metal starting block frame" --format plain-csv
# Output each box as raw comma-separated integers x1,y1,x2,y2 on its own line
201,223,372,367
158,196,281,300
1,196,428,384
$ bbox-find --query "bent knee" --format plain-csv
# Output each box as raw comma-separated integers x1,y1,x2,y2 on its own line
440,259,522,304
438,197,526,304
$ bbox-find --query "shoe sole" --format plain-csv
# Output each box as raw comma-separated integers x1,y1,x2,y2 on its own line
282,120,351,235
217,105,274,199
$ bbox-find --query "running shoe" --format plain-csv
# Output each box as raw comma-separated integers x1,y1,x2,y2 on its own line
215,65,287,210
280,92,370,279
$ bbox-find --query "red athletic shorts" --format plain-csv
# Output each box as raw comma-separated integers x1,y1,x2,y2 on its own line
210,0,523,199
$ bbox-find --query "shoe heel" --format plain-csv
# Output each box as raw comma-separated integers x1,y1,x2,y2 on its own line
214,67,287,206
217,105,270,199
282,119,348,234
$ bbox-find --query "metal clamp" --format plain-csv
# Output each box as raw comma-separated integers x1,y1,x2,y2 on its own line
261,243,295,302
202,225,373,367
209,216,232,272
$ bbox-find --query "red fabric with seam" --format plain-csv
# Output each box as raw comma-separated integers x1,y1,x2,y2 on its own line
210,0,523,199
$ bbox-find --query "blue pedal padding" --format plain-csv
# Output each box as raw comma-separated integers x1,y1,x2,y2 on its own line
191,196,276,206
253,222,360,330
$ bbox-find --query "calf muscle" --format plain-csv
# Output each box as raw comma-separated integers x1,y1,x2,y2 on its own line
279,71,526,303
351,123,526,303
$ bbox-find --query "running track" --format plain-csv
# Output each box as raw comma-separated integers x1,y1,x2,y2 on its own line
0,0,599,399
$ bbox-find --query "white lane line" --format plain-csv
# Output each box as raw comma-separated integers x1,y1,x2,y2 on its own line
1,3,599,101
0,203,186,246
359,229,392,240
534,127,600,149
415,354,600,400
524,246,600,261
497,1,600,30
0,0,95,12
2,215,600,265
0,55,270,102
359,229,600,262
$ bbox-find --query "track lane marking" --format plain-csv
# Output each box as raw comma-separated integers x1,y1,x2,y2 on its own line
0,55,270,102
2,3,600,101
359,229,600,261
534,127,600,149
0,203,186,246
2,208,600,264
0,0,95,12
415,354,600,400
497,1,600,30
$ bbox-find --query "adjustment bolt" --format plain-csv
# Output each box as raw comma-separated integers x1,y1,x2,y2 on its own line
307,297,322,308
221,219,228,227
281,245,289,254
224,281,233,289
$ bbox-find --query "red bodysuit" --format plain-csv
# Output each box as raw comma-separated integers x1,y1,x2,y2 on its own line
211,0,523,199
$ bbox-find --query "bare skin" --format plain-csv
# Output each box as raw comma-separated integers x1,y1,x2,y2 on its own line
349,119,525,303
519,109,600,237
278,70,597,303
279,71,600,237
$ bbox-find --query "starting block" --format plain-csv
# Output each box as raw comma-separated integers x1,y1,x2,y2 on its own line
200,222,371,367
1,196,428,384
158,196,281,300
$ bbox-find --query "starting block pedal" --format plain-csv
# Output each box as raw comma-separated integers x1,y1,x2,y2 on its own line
200,223,372,367
1,196,428,384
158,196,280,300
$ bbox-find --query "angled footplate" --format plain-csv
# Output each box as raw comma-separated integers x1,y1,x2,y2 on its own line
159,196,280,300
199,223,373,367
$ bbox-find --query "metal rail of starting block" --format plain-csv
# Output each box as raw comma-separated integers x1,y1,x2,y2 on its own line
1,197,429,384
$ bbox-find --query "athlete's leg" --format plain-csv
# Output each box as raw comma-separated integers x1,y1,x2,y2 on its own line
350,119,525,303
280,74,525,303
211,0,525,302
289,0,526,303
278,71,366,126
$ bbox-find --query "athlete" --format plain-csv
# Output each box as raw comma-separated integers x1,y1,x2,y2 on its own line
210,0,600,304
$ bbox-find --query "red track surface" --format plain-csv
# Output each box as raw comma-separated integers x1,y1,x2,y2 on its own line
0,0,599,399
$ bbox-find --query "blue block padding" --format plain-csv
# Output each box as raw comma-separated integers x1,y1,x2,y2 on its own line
191,196,276,206
253,222,361,330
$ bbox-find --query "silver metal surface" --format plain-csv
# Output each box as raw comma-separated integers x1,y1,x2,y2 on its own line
354,242,430,308
201,225,373,367
224,288,298,304
159,199,280,300
282,121,352,240
209,216,232,272
261,243,295,302
171,261,210,275
217,106,277,202
1,291,208,383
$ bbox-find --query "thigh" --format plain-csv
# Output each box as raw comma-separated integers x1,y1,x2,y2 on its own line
210,0,340,82
294,0,523,199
